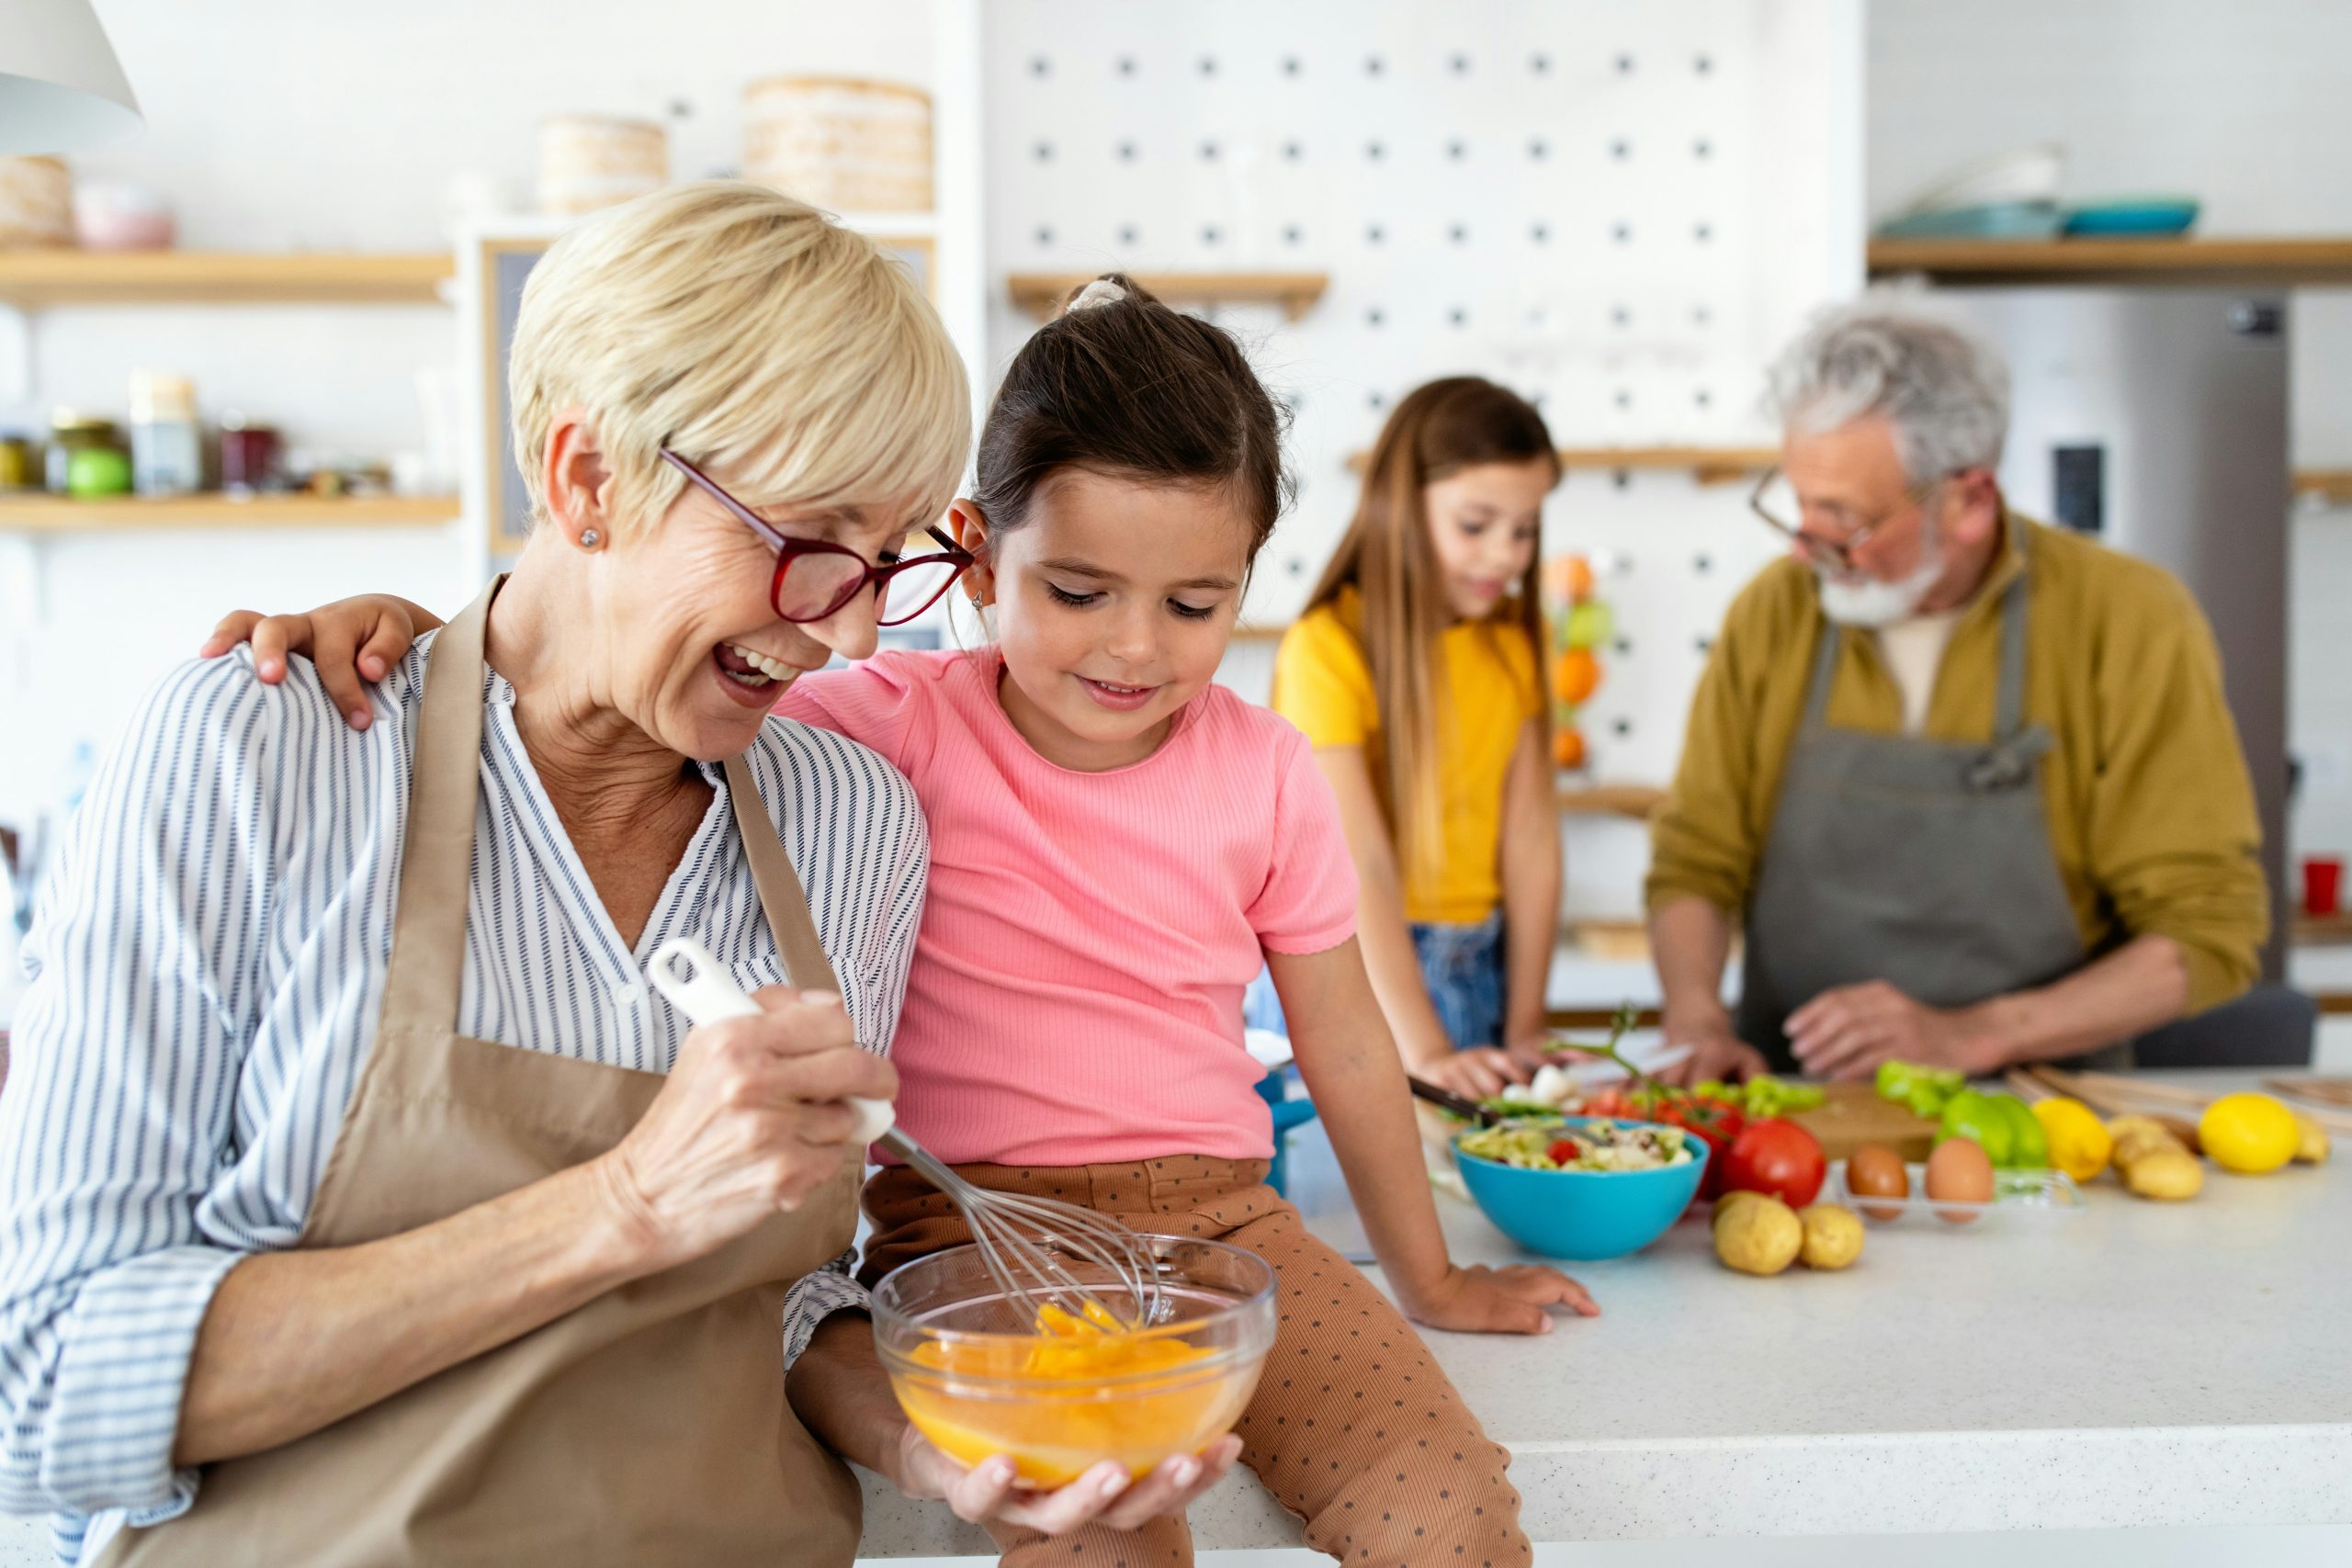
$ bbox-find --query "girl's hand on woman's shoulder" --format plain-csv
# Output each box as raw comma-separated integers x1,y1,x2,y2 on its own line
200,594,442,730
1397,1261,1600,1336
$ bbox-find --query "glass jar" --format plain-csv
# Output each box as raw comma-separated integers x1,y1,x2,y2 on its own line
218,413,280,496
129,372,201,496
46,413,127,496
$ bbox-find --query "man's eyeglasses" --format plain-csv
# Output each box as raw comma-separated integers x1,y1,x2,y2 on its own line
1747,465,1967,576
661,448,973,626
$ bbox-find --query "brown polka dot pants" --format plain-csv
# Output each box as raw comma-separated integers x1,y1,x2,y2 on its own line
859,1156,1530,1568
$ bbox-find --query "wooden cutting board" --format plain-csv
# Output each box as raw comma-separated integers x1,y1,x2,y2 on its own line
1787,1082,1939,1162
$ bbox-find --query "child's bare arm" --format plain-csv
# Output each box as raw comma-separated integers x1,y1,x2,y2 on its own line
1270,939,1600,1335
199,595,444,729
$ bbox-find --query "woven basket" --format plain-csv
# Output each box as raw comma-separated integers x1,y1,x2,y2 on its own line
0,157,73,248
743,75,932,213
537,115,668,217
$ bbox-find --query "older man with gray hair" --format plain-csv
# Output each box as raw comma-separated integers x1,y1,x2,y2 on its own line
1648,290,2268,1083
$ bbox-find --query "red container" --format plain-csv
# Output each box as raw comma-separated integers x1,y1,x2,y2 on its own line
220,419,279,496
2303,856,2343,918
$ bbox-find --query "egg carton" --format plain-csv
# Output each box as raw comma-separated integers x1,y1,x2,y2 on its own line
1826,1160,2086,1227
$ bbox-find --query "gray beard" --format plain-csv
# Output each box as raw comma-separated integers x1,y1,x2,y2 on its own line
1815,524,1946,628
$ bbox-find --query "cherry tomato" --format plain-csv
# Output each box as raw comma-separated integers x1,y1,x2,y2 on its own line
1720,1118,1827,1207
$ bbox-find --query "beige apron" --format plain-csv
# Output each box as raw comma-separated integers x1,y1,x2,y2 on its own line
101,582,865,1567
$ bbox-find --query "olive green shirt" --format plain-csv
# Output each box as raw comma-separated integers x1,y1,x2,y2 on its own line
1646,513,2268,1014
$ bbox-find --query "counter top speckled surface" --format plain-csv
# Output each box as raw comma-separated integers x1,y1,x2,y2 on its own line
855,1070,2352,1551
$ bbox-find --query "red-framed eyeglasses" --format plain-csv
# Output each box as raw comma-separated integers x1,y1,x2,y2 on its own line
661,446,974,626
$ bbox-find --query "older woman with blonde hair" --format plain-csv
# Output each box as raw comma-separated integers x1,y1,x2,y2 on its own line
0,182,1229,1566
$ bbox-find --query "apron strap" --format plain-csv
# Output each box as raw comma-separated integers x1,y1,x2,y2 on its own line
378,580,501,1039
1992,526,2033,740
1799,618,1843,732
722,754,843,995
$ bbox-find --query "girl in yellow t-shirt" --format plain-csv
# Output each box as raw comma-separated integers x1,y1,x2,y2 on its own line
1261,378,1561,1101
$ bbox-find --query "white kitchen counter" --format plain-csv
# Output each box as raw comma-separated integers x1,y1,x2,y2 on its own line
0,1074,2338,1567
854,1070,2352,1555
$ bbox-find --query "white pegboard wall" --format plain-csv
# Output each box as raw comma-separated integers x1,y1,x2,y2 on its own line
984,0,1860,815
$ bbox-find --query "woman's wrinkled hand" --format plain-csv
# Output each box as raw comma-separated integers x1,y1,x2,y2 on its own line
198,594,440,731
896,1427,1244,1537
589,987,896,1273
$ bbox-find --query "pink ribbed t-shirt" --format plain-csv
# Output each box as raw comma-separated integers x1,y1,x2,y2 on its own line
772,649,1357,1166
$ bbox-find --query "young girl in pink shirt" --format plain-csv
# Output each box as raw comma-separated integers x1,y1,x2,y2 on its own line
211,275,1592,1568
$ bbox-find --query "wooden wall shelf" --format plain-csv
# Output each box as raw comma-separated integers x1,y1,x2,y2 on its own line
1868,236,2352,287
1557,446,1776,483
0,251,455,309
2294,469,2352,506
1007,271,1329,321
0,493,461,532
1347,445,1775,482
1557,784,1668,821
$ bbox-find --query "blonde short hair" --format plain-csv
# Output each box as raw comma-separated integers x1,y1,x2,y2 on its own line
509,180,970,537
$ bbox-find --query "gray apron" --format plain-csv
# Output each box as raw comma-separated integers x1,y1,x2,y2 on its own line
1735,536,2128,1073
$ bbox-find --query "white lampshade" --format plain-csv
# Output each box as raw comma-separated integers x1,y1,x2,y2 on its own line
0,0,142,154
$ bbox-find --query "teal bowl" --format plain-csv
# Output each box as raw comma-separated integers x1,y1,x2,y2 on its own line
1453,1118,1710,1261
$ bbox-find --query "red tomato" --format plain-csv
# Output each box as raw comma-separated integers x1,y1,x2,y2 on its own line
1720,1118,1827,1207
1657,1099,1744,1200
1587,1088,1630,1120
1547,1139,1581,1167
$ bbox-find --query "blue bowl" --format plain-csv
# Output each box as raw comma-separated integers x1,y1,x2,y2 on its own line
1453,1118,1710,1261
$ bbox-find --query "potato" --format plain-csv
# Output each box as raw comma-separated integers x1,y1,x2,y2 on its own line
1711,1190,1768,1233
2292,1112,2331,1166
2107,1114,2187,1168
1713,1194,1804,1276
1797,1204,1865,1269
2122,1148,2204,1201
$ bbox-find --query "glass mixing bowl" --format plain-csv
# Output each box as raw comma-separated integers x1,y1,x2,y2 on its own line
871,1235,1277,1487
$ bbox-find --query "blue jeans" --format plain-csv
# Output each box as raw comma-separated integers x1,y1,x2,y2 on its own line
1245,911,1506,1051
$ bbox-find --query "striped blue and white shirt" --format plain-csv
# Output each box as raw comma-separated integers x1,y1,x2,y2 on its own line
0,636,927,1563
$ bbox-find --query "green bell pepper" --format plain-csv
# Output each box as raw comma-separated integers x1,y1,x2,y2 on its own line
1990,1092,2049,1169
1880,1060,1964,1120
1938,1089,2015,1167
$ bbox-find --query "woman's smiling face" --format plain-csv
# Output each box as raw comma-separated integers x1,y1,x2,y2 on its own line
579,445,933,761
958,468,1252,773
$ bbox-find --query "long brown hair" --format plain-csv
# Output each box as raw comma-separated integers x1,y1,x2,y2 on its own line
1297,377,1555,886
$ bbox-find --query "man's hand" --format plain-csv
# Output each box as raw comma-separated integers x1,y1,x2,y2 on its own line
1658,1006,1767,1087
1787,981,1996,1080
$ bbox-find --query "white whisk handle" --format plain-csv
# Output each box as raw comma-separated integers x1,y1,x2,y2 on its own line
648,938,897,1145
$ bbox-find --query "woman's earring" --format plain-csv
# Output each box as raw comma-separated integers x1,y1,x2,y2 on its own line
578,528,602,549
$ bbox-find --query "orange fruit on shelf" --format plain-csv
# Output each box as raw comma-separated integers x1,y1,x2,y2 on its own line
1551,648,1601,705
1554,727,1587,769
1543,553,1595,605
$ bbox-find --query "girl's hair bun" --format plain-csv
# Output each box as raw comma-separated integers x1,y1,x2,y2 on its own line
1066,276,1127,312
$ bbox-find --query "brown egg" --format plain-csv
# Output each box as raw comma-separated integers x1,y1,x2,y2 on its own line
1846,1144,1909,1221
1925,1136,1995,1224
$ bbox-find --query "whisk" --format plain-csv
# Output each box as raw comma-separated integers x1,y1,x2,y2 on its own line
649,939,1163,1328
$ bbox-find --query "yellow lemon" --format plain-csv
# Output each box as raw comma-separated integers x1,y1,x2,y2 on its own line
2031,1097,2113,1183
2197,1093,2300,1176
